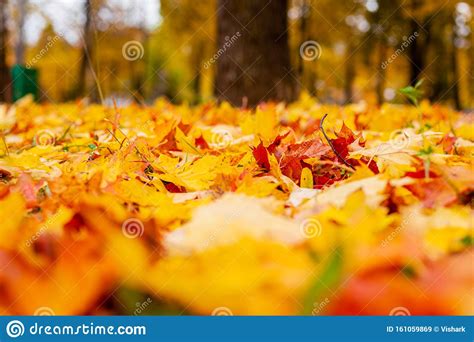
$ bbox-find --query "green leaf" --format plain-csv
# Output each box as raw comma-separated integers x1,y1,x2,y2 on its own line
414,78,424,89
401,264,417,279
460,235,473,247
301,246,343,315
114,287,188,315
399,79,424,106
417,145,434,157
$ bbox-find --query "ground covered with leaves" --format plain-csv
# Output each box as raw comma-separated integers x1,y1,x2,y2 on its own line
0,96,472,315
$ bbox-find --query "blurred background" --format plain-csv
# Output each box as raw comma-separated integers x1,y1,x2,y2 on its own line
0,0,472,108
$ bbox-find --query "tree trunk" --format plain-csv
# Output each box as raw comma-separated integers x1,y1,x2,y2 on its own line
130,30,149,104
308,65,317,97
77,0,93,98
215,0,296,106
451,31,461,110
191,39,205,104
407,19,423,85
407,0,431,86
297,0,309,84
191,70,201,104
344,62,354,104
15,0,26,65
375,41,387,105
344,41,356,104
0,0,10,102
298,0,317,97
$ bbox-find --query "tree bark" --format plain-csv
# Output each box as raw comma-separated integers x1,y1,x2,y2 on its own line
215,0,296,106
190,39,205,104
451,31,461,110
375,41,387,105
344,41,356,104
407,0,431,86
407,19,422,85
130,30,149,104
297,0,309,84
15,0,26,65
0,0,10,102
77,0,93,98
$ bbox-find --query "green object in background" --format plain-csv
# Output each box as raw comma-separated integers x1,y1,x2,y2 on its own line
11,64,39,102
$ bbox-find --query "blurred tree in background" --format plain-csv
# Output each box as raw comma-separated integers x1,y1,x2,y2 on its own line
75,0,95,100
0,0,10,102
153,0,216,103
0,0,471,109
215,0,296,106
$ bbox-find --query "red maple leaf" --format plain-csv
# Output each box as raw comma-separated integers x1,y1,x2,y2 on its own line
267,131,290,154
279,138,331,180
404,178,457,208
330,122,364,159
252,141,271,170
195,135,210,149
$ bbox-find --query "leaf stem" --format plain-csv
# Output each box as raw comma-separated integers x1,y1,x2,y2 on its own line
320,113,355,170
1,134,9,156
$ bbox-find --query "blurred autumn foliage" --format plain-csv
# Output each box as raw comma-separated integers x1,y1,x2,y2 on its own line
0,96,473,315
0,0,473,317
0,0,472,108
